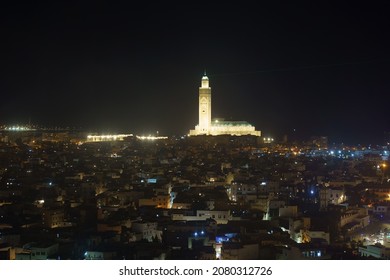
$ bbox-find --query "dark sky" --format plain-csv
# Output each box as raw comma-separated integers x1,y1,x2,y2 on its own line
1,1,389,144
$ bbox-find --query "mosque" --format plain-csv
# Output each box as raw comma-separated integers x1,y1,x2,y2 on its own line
189,73,261,137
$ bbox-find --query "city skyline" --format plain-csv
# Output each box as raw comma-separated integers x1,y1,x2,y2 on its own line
1,2,389,144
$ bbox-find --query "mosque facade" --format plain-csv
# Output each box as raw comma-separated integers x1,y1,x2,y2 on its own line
189,74,261,137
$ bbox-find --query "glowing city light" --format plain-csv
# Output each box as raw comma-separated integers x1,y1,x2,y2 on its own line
263,137,274,144
136,135,168,140
86,134,133,142
3,125,36,131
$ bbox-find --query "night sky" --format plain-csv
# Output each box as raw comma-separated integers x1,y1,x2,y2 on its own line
1,1,389,144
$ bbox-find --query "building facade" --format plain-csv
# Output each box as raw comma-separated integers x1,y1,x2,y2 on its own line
189,74,261,137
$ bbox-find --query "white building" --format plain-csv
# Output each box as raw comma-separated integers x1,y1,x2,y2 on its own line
359,244,390,259
15,243,59,260
189,74,261,137
340,207,370,232
171,210,231,224
319,187,346,209
131,222,162,242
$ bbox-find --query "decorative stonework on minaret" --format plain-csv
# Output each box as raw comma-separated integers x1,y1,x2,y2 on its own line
189,73,261,137
198,72,212,133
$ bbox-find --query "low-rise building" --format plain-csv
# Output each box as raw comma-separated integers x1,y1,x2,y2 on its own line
359,244,390,259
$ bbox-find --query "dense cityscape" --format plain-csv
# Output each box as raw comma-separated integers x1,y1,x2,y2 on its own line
0,125,389,260
2,2,389,265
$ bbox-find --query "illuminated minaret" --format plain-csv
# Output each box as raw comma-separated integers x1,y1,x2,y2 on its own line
198,72,212,133
189,71,261,137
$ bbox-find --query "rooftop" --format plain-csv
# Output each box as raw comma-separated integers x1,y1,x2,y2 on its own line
212,120,254,127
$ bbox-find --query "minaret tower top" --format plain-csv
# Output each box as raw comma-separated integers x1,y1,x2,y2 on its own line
201,71,210,88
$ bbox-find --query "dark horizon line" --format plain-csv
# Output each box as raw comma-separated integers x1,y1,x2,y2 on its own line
1,122,389,147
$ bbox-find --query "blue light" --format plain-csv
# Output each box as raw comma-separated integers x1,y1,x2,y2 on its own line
201,230,204,235
194,232,198,237
310,190,314,195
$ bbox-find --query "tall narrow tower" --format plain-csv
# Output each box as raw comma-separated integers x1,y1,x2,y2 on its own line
198,73,212,133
